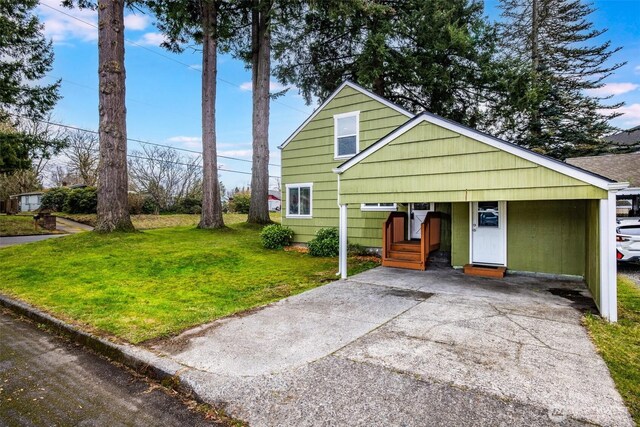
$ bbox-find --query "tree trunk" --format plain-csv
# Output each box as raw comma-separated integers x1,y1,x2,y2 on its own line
248,0,271,224
198,0,225,229
95,0,134,232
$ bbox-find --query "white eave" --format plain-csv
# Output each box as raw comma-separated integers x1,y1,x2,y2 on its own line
333,112,623,191
278,81,414,150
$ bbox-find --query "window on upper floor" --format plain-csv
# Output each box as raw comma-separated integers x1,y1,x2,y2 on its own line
334,111,359,159
286,183,312,218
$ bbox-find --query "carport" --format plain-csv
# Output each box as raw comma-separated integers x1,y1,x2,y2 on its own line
333,112,628,321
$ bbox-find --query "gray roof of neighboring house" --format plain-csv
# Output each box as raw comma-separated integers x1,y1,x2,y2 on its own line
566,152,640,187
604,126,640,147
10,191,44,197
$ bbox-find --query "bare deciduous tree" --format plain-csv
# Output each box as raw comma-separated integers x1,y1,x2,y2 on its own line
17,114,68,178
128,145,202,213
65,129,99,186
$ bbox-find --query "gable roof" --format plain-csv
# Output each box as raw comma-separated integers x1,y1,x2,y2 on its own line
604,125,640,147
566,152,640,188
278,81,414,150
334,111,626,191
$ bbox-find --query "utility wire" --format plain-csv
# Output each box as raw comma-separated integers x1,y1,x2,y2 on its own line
39,3,311,115
6,112,282,168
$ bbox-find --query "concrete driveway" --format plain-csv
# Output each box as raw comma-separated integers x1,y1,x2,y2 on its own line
152,267,633,427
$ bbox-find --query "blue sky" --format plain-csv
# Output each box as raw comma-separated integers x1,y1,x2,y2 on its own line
37,0,640,190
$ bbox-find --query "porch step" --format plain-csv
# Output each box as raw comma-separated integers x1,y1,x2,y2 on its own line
387,250,422,261
390,241,421,252
382,258,426,271
463,264,507,279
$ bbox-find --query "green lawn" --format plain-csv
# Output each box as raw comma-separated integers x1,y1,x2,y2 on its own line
585,276,640,424
55,213,279,229
0,223,376,344
0,215,61,236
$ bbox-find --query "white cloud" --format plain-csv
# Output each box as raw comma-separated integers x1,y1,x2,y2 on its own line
610,103,640,127
587,82,639,97
134,32,168,47
38,0,98,43
239,81,289,92
167,136,201,150
124,14,150,31
37,1,151,44
189,64,202,71
634,65,640,75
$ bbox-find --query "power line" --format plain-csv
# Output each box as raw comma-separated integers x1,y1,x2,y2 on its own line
6,112,281,168
39,2,310,115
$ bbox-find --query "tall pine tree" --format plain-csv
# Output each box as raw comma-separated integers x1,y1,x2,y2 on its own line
497,0,624,159
0,0,60,121
273,0,503,129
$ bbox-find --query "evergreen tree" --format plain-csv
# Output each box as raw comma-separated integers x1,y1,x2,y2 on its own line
149,0,235,229
273,0,503,128
497,0,624,159
0,0,60,121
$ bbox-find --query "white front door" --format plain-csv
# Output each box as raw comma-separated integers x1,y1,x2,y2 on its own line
410,203,433,240
471,201,506,265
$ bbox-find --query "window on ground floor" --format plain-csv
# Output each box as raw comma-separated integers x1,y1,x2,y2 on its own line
361,203,397,211
286,183,312,218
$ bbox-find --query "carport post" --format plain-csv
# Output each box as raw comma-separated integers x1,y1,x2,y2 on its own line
599,191,618,322
339,204,348,279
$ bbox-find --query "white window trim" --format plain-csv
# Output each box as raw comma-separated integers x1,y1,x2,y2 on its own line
334,111,360,160
285,183,313,218
360,203,398,212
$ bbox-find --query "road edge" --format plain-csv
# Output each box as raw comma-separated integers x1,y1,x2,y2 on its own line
0,293,198,398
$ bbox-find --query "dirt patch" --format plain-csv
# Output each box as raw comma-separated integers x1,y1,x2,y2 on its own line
547,288,598,314
284,245,309,254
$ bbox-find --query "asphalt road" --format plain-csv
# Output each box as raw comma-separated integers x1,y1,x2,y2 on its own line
0,310,222,427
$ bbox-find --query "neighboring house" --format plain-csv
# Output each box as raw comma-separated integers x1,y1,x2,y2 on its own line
268,190,281,211
280,81,627,322
604,125,640,151
10,191,44,212
567,152,640,217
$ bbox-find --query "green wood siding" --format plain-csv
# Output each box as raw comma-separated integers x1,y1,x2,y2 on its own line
339,121,607,204
281,86,411,246
585,200,600,307
451,202,469,267
507,201,586,275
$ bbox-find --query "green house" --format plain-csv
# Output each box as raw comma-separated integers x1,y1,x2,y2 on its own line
279,81,627,321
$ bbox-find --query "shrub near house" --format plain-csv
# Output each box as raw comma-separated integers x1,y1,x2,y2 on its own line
41,187,97,214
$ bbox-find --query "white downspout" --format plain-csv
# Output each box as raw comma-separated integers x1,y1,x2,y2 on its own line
340,204,348,279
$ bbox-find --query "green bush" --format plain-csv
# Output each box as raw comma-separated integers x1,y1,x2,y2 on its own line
348,243,370,256
176,196,202,214
63,187,97,214
128,193,145,215
260,224,294,249
142,197,159,214
228,191,251,214
41,187,70,212
308,227,339,257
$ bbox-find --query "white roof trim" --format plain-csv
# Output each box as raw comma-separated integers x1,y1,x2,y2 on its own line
278,81,414,150
334,113,616,190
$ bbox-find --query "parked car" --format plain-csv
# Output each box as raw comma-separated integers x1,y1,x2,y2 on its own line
616,223,640,262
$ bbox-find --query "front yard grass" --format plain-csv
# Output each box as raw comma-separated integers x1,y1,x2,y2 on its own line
0,215,61,237
585,275,640,424
55,213,280,229
0,223,376,344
